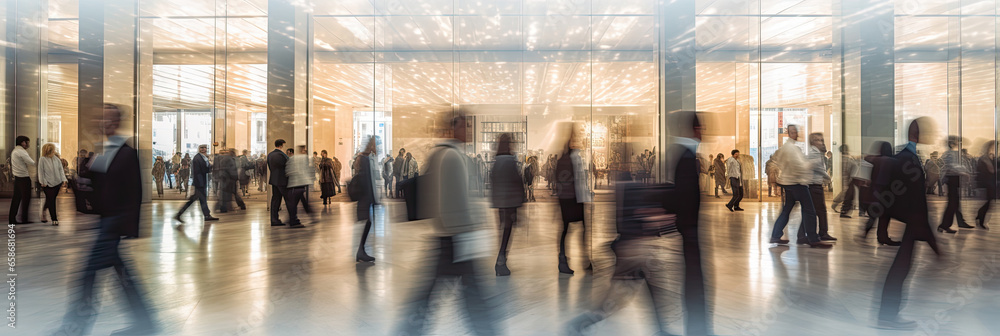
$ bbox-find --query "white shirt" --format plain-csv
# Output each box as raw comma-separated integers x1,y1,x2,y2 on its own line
807,146,831,185
10,146,34,178
775,138,810,185
725,156,742,179
37,156,67,187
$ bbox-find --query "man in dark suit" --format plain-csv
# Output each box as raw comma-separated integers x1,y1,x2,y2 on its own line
174,144,219,224
214,149,245,213
56,104,155,335
268,139,289,226
877,117,940,330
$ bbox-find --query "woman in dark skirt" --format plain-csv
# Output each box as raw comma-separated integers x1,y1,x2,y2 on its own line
490,134,525,276
354,138,380,262
554,122,592,275
319,150,337,204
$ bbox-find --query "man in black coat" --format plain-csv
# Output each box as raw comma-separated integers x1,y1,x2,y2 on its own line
174,144,219,224
268,139,290,226
877,117,940,330
56,104,155,335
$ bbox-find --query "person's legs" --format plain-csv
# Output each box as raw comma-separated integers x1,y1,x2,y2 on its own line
233,188,246,209
842,181,857,216
457,258,498,335
196,186,211,217
44,185,60,221
941,175,959,228
792,185,819,242
497,208,515,262
771,186,796,241
357,215,373,257
286,187,301,225
878,227,916,322
727,177,741,208
9,177,30,223
978,184,994,223
810,184,831,237
270,186,284,224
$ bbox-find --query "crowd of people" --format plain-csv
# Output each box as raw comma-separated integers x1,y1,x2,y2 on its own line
6,111,999,335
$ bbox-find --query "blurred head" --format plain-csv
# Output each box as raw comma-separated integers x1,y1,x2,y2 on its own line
496,133,513,156
946,136,960,149
15,135,29,149
79,149,88,156
362,136,377,155
156,156,163,161
717,153,723,160
667,111,704,141
731,149,739,158
242,149,249,155
452,115,468,143
399,148,406,156
981,141,996,158
298,145,307,154
286,148,294,156
99,104,125,136
313,151,317,156
406,152,413,159
274,139,286,149
198,144,207,154
786,125,799,141
42,143,56,158
321,150,328,158
809,133,826,152
840,144,850,155
869,141,893,157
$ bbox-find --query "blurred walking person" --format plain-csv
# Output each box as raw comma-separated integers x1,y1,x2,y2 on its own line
725,149,743,211
860,142,901,246
938,136,973,232
332,155,343,193
769,125,831,248
215,149,245,213
392,148,405,198
38,143,67,225
55,104,155,335
152,156,165,197
797,133,836,242
832,145,858,217
876,118,940,330
319,150,338,204
765,156,781,197
712,153,727,198
8,135,34,224
554,122,593,274
393,114,498,335
174,144,219,224
568,111,711,336
524,156,537,202
490,133,524,276
382,154,394,198
177,154,190,193
238,149,252,196
354,137,380,262
975,140,995,230
285,145,314,228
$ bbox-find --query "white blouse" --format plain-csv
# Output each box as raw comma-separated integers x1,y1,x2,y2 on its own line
37,156,67,187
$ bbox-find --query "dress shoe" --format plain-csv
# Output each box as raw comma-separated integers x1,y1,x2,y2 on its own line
558,255,574,275
876,317,917,330
289,224,306,229
356,250,375,263
173,215,185,224
820,235,838,241
51,221,59,226
958,221,974,229
937,226,957,234
977,218,990,230
878,239,901,246
240,206,247,210
769,239,790,245
840,214,852,218
831,203,841,213
725,204,734,212
495,263,511,276
809,242,833,248
715,195,720,198
734,207,745,211
204,216,220,221
270,223,286,226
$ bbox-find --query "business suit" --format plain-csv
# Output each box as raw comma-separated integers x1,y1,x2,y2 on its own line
879,143,939,323
63,139,153,333
177,153,212,218
672,144,710,336
267,149,289,225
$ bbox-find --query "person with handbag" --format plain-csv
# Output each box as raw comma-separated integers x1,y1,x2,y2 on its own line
490,133,524,276
554,121,593,274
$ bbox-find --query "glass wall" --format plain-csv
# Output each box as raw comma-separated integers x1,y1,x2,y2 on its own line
2,0,1000,205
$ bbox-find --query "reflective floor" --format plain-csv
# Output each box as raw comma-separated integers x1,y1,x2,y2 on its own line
9,196,1000,335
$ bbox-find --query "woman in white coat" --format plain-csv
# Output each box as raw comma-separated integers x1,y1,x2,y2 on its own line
38,143,67,225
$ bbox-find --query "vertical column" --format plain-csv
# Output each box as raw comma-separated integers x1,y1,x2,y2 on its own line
215,2,229,153
267,0,307,148
844,0,895,151
658,0,696,179
5,0,47,164
79,0,144,200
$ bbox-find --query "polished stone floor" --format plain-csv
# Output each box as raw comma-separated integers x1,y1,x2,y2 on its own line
7,195,1000,336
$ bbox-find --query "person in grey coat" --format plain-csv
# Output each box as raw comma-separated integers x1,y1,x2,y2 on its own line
490,133,525,276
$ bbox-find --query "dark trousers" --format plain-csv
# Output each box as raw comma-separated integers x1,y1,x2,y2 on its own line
63,216,152,332
497,208,517,262
978,183,995,221
287,186,311,225
840,180,857,215
42,183,62,221
393,236,497,336
9,176,31,223
940,175,966,228
270,185,286,225
798,184,830,240
727,177,743,208
178,186,211,218
864,208,892,242
771,184,819,243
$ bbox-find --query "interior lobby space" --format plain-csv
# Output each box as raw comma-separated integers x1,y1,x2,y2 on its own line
3,0,1000,335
